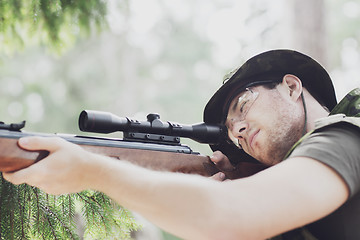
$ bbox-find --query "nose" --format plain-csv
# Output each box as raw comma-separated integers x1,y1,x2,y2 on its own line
228,120,248,140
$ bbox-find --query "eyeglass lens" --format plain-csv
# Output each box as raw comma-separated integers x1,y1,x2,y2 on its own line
225,88,259,149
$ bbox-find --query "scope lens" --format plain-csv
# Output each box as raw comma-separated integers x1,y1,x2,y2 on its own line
79,111,90,131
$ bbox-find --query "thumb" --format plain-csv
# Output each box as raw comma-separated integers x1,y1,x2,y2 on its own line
210,151,235,172
210,172,226,182
18,136,64,152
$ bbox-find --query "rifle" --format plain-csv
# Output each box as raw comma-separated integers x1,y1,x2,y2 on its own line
0,110,266,179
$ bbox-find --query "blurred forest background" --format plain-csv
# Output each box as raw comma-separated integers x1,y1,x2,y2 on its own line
0,0,359,239
1,0,359,154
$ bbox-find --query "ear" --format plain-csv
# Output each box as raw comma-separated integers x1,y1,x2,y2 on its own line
280,74,303,102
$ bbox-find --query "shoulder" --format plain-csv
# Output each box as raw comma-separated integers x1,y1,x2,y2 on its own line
314,114,360,131
290,119,360,197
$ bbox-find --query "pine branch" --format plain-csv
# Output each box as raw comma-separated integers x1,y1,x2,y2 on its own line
44,208,58,240
77,192,108,232
0,176,3,240
0,175,139,239
0,0,109,53
18,186,26,238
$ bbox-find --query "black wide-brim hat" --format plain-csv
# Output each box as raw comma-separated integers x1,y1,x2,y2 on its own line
203,49,337,164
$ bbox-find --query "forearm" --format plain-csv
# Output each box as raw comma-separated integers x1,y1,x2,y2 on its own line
85,153,349,240
86,153,235,240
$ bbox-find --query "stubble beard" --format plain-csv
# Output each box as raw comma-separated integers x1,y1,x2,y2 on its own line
263,107,305,165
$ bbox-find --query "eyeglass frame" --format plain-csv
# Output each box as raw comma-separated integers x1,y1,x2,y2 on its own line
225,87,259,149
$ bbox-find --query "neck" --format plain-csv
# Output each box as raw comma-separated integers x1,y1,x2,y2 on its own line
302,90,329,132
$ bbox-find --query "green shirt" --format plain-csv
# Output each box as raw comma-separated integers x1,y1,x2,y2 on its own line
272,88,360,240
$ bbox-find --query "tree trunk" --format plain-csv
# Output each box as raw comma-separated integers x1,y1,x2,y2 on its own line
289,0,328,67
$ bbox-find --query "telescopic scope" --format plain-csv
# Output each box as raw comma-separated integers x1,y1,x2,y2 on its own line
78,110,226,144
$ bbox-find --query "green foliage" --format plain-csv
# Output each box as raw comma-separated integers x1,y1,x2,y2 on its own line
0,175,138,239
77,191,140,239
0,0,107,53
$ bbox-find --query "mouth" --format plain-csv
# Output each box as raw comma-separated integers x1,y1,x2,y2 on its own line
249,129,260,150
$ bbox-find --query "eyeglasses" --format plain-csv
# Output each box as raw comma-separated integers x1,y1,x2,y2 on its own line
225,88,259,149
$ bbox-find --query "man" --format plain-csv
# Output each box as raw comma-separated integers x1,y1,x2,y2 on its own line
4,50,360,239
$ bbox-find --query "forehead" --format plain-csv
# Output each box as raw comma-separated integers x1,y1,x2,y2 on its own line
227,85,263,108
222,83,277,124
228,88,249,112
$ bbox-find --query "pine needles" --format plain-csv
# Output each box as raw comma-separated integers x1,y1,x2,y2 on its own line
0,0,108,53
0,174,139,239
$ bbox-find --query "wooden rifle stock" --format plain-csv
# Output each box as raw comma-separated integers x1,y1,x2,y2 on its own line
0,130,221,176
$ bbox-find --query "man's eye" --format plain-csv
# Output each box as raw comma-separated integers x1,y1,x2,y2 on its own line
239,100,248,113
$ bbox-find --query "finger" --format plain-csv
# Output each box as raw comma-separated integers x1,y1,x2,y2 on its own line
3,166,37,185
210,151,235,172
210,151,228,164
3,171,61,195
209,151,220,163
18,136,66,152
3,172,23,185
210,172,226,181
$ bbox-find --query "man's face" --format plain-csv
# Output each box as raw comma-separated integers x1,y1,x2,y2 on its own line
225,84,304,165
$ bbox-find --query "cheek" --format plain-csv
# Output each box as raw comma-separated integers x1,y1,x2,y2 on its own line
245,103,286,152
248,102,278,128
252,92,295,126
250,92,277,117
252,128,271,151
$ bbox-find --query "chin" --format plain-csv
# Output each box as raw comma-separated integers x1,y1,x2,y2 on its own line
258,153,283,166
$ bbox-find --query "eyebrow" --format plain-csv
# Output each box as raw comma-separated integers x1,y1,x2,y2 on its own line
230,90,247,113
231,98,239,113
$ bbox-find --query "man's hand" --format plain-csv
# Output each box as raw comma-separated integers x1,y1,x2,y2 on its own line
3,136,99,195
210,151,235,181
210,150,268,180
